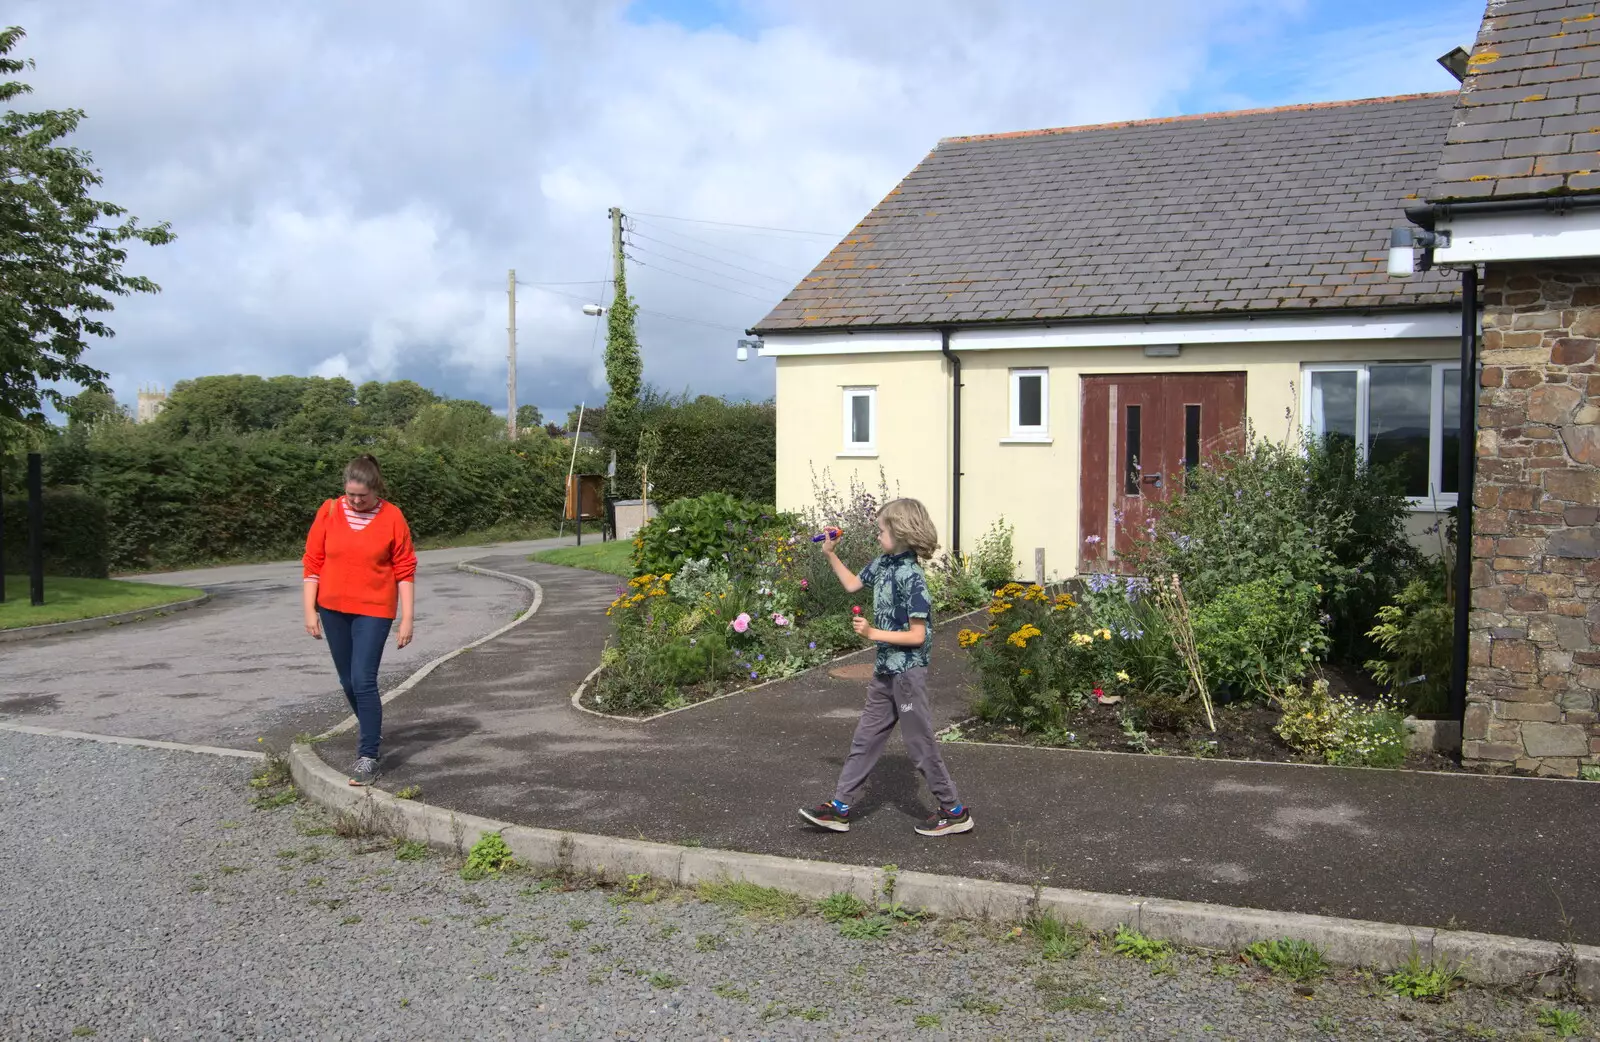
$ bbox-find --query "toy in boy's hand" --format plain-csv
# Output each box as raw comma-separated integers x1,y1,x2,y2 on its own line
811,527,842,544
852,605,862,616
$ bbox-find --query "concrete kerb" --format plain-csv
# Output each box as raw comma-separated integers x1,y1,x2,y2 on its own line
0,592,211,644
316,560,543,740
285,741,1599,999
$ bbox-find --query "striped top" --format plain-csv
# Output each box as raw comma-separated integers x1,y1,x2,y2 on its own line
342,499,381,532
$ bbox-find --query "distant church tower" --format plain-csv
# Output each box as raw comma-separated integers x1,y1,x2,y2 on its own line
136,384,168,423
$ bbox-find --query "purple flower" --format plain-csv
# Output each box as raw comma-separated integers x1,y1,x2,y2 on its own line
734,649,743,658
757,653,765,661
750,671,759,680
808,641,817,650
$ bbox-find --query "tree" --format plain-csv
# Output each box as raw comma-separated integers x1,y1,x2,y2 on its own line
358,379,437,431
565,403,605,435
406,399,501,448
516,404,542,430
0,27,172,436
65,387,125,428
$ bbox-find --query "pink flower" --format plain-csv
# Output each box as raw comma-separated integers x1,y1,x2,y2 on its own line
1092,687,1105,700
799,579,809,589
773,614,789,627
732,613,751,633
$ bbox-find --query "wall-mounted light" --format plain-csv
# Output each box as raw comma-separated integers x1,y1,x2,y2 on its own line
1387,227,1450,279
582,303,606,316
1143,344,1181,358
1437,46,1470,82
736,336,763,362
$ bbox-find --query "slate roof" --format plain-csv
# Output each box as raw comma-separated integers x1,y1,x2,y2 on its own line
1429,0,1600,202
754,94,1461,333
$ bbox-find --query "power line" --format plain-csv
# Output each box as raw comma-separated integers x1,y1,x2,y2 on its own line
627,242,790,295
627,252,777,303
626,229,801,285
636,307,746,333
515,279,609,287
627,209,846,239
629,215,826,276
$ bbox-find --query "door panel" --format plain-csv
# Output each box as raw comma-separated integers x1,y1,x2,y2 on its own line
1080,373,1246,573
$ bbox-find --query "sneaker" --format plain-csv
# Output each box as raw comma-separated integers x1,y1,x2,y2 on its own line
915,806,973,837
348,756,380,787
798,800,851,832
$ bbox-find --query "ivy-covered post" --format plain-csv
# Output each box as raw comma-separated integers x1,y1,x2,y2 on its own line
604,208,643,493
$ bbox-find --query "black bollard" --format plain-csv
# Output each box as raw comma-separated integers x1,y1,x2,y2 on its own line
27,452,43,607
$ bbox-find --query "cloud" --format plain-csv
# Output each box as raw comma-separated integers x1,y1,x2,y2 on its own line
7,0,1479,418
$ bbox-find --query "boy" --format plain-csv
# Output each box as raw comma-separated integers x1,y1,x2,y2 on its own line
799,498,973,837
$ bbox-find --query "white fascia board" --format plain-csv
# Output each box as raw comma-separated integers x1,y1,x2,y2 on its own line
757,312,1457,357
1434,209,1600,264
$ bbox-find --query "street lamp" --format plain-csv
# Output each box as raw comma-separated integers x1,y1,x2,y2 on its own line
582,303,605,316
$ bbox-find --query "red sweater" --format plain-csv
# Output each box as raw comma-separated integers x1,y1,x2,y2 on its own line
302,498,417,619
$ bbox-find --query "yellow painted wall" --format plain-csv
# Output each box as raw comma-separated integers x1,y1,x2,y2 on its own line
773,352,953,546
775,337,1456,574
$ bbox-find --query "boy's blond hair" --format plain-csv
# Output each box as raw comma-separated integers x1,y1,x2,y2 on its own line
878,498,940,561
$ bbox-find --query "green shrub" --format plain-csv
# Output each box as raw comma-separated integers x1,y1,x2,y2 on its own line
633,492,782,576
1366,568,1453,715
971,517,1016,589
1,487,110,578
1274,679,1408,768
925,550,990,614
1192,579,1327,702
1126,431,1417,662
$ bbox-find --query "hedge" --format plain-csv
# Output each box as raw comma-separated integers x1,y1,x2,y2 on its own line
607,396,775,504
1,487,111,579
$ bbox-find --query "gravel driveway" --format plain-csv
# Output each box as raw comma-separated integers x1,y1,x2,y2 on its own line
2,730,1586,1041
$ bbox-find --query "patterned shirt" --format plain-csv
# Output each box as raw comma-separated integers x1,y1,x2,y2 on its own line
858,551,934,674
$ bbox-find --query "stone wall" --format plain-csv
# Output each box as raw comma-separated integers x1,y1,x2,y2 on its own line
1467,260,1600,776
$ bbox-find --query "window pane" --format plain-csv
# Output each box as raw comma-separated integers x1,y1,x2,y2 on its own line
1184,404,1201,471
1308,370,1358,452
1018,375,1042,428
1125,405,1142,496
1369,366,1431,497
1442,368,1461,495
850,394,871,444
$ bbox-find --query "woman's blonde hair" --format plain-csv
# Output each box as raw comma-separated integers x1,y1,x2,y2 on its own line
878,498,939,560
343,454,387,497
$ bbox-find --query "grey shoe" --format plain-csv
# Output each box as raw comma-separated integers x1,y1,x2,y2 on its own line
348,756,380,787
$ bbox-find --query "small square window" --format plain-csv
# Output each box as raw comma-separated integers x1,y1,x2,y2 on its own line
1010,369,1049,439
843,387,876,452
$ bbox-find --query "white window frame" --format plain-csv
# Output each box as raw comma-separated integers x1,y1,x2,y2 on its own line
1005,368,1051,443
1300,361,1460,510
841,386,877,456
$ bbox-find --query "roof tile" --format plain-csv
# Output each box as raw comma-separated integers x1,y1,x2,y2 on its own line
754,94,1458,331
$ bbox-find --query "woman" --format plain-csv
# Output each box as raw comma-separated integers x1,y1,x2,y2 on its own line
302,454,417,786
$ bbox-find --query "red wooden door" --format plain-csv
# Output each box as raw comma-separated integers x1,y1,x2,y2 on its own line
1079,373,1246,572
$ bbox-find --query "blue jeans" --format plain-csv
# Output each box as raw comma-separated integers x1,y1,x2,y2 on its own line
319,608,392,759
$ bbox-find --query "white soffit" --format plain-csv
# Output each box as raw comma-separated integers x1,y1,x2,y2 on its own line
1434,209,1600,264
757,312,1459,356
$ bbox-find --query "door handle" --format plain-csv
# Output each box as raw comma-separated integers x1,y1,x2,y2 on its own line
1142,474,1162,488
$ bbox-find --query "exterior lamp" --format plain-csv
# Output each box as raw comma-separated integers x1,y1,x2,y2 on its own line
1387,227,1450,279
736,337,762,363
582,303,605,316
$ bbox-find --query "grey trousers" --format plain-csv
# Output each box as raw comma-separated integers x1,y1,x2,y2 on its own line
833,667,962,810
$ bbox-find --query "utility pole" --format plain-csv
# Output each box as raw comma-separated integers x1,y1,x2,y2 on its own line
609,208,624,283
506,268,518,441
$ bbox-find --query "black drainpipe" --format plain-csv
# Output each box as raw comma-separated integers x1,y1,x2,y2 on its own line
940,329,962,557
1449,267,1478,724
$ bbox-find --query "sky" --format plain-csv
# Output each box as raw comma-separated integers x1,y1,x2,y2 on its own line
8,0,1487,422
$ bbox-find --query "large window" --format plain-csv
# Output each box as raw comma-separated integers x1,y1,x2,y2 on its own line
1302,362,1462,506
842,386,876,455
1008,368,1050,441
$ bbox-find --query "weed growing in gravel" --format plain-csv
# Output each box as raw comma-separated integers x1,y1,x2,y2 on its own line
340,916,361,925
550,949,571,958
893,997,916,1006
1024,910,1087,961
588,943,611,954
695,933,723,952
249,754,292,790
568,919,591,932
1384,948,1464,1001
609,873,663,905
275,849,298,859
250,787,299,811
956,993,1003,1015
395,785,422,800
475,914,506,928
759,1002,786,1021
187,881,207,893
818,892,871,923
218,865,246,875
647,972,683,989
1112,926,1172,964
292,816,334,837
712,983,748,1000
839,916,894,941
913,1013,942,1028
1313,1015,1336,1033
71,1028,95,1037
394,840,430,862
459,891,488,908
798,1008,826,1021
1244,938,1329,983
697,879,807,919
219,821,241,830
505,932,545,953
658,925,679,939
1211,961,1241,979
1536,1006,1588,1036
460,832,517,880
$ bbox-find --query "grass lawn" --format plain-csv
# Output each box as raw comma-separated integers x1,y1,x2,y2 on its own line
530,539,635,578
0,576,205,631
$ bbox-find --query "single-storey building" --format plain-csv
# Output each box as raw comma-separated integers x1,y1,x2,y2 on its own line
752,92,1470,579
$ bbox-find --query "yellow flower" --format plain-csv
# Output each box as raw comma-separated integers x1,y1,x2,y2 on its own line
1095,628,1112,641
957,629,985,648
988,600,1014,616
1116,670,1130,682
1006,623,1043,648
1070,633,1094,648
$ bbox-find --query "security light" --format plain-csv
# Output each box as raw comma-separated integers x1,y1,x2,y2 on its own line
1387,227,1450,279
582,303,605,316
1438,47,1470,82
737,337,762,362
